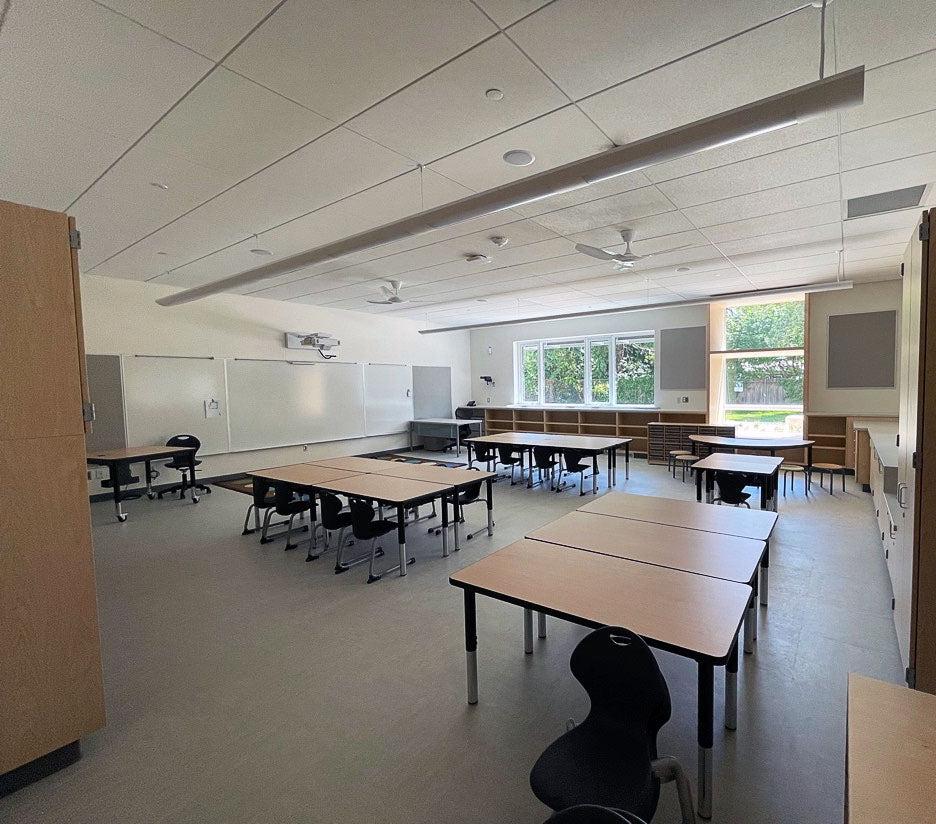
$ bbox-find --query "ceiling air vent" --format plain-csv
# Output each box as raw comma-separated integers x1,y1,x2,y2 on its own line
846,185,926,219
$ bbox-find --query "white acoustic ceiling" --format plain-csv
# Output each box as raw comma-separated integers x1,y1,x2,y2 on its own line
2,0,935,328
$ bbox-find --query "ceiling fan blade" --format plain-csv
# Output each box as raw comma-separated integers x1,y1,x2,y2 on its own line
575,243,616,261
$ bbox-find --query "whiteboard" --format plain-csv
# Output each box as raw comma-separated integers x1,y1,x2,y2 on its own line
226,359,366,451
121,355,230,455
364,363,413,436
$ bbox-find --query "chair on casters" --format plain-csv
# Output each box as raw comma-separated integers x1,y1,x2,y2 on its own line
346,499,408,583
497,445,524,485
556,448,594,496
546,806,648,824
713,471,751,507
813,462,846,494
529,626,696,824
260,483,310,550
532,446,558,490
242,476,277,535
307,492,354,562
157,434,211,501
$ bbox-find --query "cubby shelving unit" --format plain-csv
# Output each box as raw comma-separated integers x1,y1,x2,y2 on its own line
481,407,708,458
804,413,849,466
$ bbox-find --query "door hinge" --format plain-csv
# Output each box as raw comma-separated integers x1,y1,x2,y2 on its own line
921,220,930,242
913,451,919,470
69,227,82,249
896,433,900,447
907,667,917,689
82,401,96,423
891,597,895,611
900,262,905,278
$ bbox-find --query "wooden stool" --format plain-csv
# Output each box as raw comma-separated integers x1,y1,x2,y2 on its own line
813,462,846,494
781,463,808,497
668,449,692,477
672,453,696,483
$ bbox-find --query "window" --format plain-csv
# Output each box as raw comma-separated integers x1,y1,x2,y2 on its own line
515,333,655,406
712,299,805,436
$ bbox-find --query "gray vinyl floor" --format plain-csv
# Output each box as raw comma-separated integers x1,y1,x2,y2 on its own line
3,455,903,824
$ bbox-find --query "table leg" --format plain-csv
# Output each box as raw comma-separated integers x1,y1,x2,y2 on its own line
626,442,630,480
773,469,779,512
464,590,478,705
752,573,759,641
523,608,534,654
188,451,199,503
726,641,738,731
452,492,460,552
397,504,409,576
467,442,474,469
607,449,613,488
695,465,702,502
144,459,155,499
537,611,547,639
744,591,756,654
456,426,461,457
441,496,449,558
760,539,770,607
409,423,414,451
485,477,494,536
760,476,769,511
592,453,598,494
111,462,127,522
807,444,813,490
527,447,534,489
698,661,714,819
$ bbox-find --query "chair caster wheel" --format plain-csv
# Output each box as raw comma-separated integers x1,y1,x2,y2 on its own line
192,496,200,503
367,574,382,584
334,565,348,575
146,492,156,500
306,553,322,562
284,543,297,551
466,535,473,541
204,488,212,494
406,558,415,566
117,514,128,523
241,529,253,536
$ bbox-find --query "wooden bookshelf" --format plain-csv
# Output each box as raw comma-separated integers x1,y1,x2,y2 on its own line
480,407,708,457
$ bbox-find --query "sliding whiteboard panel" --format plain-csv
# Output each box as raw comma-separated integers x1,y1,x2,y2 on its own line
364,363,413,436
226,359,365,451
121,356,230,455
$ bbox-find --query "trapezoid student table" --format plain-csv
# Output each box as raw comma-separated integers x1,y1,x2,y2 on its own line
465,432,631,491
87,445,197,522
692,453,783,512
689,434,815,486
578,491,778,608
449,538,751,820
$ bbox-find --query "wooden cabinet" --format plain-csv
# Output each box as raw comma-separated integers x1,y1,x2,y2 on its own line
0,200,105,783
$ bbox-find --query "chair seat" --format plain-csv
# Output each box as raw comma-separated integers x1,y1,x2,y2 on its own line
668,449,691,456
324,512,354,531
530,723,657,820
276,499,310,516
166,458,201,469
813,462,844,470
781,463,806,472
672,454,696,463
356,519,397,540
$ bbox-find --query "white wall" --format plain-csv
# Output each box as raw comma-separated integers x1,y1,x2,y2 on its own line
468,304,709,411
807,280,902,415
81,275,470,488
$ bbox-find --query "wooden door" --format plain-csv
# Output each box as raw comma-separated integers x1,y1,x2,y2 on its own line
0,199,105,775
911,209,936,692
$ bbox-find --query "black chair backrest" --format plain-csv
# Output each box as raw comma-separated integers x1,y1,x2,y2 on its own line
455,408,471,419
320,492,345,529
547,806,647,824
458,480,483,505
251,477,272,507
348,498,376,540
473,443,495,463
165,434,201,467
273,482,299,514
101,462,138,487
533,446,556,469
562,448,589,472
714,471,749,504
570,627,671,746
497,445,520,463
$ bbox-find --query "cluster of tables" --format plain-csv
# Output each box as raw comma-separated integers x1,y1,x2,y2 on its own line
248,457,496,577
450,491,778,820
465,431,632,492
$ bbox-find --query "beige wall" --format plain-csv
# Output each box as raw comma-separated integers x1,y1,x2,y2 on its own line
807,279,902,415
80,275,470,488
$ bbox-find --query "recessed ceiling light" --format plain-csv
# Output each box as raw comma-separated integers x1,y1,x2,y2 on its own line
490,235,509,248
466,254,491,264
249,248,272,256
677,266,691,272
503,149,535,167
485,88,504,101
150,181,169,190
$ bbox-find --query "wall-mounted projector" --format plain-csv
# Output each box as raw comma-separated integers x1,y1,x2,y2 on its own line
285,332,340,353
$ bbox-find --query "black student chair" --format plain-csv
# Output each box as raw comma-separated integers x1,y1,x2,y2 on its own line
157,434,211,500
532,446,559,490
448,407,475,453
307,492,354,562
497,444,524,485
713,471,752,508
546,806,648,824
556,448,594,496
346,499,404,583
456,479,490,540
241,476,277,535
260,483,310,550
100,462,144,503
530,627,696,824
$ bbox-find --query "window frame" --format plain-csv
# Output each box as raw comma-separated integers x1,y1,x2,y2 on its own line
514,331,656,407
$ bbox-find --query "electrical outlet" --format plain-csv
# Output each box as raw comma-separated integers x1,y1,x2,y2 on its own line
302,444,309,452
681,396,689,403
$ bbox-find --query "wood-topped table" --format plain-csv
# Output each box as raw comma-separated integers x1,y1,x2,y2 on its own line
689,433,814,464
87,445,197,522
315,474,455,579
309,456,395,473
450,538,751,819
579,491,778,608
692,453,783,512
465,431,632,490
846,674,936,824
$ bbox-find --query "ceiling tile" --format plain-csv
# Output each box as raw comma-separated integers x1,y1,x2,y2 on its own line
739,251,841,276
0,0,211,148
145,68,336,181
843,209,922,240
428,105,610,192
532,186,675,235
565,211,696,250
580,9,818,145
703,202,842,244
346,36,569,163
656,139,840,208
100,0,279,60
840,152,936,200
834,0,936,70
839,51,936,132
840,109,936,172
509,0,798,100
516,170,654,218
682,176,841,227
224,0,495,122
472,0,551,27
844,243,908,261
717,222,842,258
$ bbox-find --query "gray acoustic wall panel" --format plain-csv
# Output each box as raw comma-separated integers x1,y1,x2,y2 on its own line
827,310,897,388
413,366,452,418
659,326,707,390
85,354,127,451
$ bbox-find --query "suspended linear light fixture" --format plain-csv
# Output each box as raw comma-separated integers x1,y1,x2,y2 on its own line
157,67,864,307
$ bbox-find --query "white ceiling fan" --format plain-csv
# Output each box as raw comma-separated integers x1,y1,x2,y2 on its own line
367,279,413,305
575,229,652,269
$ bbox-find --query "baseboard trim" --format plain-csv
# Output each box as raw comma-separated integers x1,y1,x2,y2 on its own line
0,741,81,798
